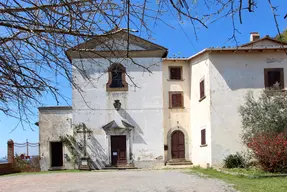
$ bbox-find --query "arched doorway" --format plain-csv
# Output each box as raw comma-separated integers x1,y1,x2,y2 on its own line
171,130,185,159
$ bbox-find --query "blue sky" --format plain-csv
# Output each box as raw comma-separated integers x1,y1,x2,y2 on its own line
0,0,286,157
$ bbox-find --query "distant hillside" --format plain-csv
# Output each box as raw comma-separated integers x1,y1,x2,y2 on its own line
0,158,8,164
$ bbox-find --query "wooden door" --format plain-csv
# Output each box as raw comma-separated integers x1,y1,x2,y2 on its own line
50,142,63,167
111,136,127,166
171,131,185,159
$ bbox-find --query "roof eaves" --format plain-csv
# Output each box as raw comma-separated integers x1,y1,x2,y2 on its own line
208,46,287,51
38,106,72,111
163,58,189,61
186,48,209,61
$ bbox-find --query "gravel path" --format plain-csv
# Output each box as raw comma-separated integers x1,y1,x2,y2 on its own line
0,169,236,192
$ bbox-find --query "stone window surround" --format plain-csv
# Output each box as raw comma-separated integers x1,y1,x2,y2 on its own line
166,127,189,161
169,91,184,109
105,128,133,166
106,63,128,92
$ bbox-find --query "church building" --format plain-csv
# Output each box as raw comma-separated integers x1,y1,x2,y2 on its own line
38,30,287,170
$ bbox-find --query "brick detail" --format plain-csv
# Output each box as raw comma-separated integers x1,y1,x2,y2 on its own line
7,139,14,167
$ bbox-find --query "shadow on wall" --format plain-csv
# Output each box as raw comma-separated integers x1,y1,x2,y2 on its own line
208,54,285,91
118,108,146,144
63,134,108,170
87,136,108,169
75,58,162,81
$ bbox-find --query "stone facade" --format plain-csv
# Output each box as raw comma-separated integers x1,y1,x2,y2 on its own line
38,32,287,170
39,107,73,171
39,30,167,170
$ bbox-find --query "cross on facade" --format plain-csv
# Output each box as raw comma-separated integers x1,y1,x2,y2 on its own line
76,123,92,156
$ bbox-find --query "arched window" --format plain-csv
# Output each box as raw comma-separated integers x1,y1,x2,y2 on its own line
106,63,128,91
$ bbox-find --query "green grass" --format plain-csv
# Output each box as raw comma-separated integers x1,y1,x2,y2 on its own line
191,167,287,192
220,168,272,176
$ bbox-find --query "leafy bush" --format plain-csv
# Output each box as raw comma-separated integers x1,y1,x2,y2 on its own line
223,152,247,168
239,88,287,144
14,154,29,170
247,133,287,172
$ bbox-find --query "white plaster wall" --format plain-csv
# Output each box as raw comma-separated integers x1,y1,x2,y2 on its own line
209,51,287,167
72,57,164,168
162,60,191,162
39,109,73,171
190,53,212,167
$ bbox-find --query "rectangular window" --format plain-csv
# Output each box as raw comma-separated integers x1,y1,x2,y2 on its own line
169,92,184,108
264,68,284,89
199,79,205,101
201,129,206,145
169,66,182,80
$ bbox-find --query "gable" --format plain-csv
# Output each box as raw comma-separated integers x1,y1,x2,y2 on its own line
94,38,146,51
240,36,287,48
66,29,168,60
242,39,283,47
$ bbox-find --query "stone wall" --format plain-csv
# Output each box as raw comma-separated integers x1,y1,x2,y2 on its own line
0,163,13,175
39,107,73,171
0,140,19,175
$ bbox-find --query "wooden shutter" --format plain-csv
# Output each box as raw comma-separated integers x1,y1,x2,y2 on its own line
200,80,205,99
170,92,184,108
201,129,206,145
169,67,182,80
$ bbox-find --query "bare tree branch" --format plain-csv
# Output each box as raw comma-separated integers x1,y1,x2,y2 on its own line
0,0,281,129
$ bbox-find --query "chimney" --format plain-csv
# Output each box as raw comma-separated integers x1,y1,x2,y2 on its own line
250,32,260,42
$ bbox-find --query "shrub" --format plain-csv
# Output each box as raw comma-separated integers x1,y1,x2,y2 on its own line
239,87,287,144
247,133,287,172
14,154,29,170
223,152,247,168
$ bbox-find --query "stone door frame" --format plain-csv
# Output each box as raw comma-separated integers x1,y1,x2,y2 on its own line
106,129,133,166
167,127,189,161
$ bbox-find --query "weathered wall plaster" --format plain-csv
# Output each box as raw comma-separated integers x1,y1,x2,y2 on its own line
72,57,164,169
209,52,287,166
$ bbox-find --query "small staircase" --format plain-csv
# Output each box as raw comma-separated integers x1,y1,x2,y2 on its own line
104,163,138,170
165,159,193,168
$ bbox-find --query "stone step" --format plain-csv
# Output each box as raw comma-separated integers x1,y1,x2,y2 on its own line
164,164,193,169
165,161,193,166
104,164,138,170
48,166,67,171
103,166,138,170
